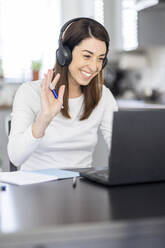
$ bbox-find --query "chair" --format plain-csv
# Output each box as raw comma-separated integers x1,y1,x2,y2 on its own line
8,118,17,171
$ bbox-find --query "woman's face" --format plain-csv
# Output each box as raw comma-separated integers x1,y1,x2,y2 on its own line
68,37,106,88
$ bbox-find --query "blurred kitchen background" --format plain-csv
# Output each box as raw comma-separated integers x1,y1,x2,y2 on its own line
0,0,165,171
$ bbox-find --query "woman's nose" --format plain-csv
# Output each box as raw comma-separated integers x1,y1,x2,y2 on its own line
89,58,98,72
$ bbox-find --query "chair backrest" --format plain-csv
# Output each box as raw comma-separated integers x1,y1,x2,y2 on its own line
8,119,17,171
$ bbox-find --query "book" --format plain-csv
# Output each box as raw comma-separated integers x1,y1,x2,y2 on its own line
0,168,79,186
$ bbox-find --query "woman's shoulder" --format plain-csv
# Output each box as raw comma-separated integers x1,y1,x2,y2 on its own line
102,85,118,111
16,80,42,98
12,80,42,112
102,84,114,97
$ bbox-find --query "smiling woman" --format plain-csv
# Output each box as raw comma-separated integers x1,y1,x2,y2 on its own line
68,38,106,94
54,18,110,120
8,17,118,171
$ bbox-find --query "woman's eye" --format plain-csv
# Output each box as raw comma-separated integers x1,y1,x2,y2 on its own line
83,55,91,59
99,58,104,61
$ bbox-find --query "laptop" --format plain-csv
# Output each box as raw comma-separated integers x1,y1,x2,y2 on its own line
80,109,165,186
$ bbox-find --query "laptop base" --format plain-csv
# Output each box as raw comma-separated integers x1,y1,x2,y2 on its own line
80,168,111,186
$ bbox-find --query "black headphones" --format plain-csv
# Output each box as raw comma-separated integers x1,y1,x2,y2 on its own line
56,17,108,69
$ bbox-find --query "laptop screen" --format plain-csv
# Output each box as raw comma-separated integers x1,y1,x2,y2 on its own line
109,109,165,185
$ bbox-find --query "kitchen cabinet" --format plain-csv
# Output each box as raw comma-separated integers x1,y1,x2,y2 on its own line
138,1,165,47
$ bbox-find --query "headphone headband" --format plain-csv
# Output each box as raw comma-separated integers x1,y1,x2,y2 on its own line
59,17,108,43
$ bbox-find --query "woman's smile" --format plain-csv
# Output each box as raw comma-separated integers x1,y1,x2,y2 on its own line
80,69,93,80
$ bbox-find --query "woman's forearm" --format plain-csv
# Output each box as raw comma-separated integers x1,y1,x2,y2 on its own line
32,112,52,138
8,125,42,167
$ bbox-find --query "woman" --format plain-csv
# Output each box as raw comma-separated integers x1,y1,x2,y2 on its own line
8,17,118,171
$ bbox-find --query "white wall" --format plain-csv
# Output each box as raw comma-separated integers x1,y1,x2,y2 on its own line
138,47,165,92
60,0,123,51
60,0,94,24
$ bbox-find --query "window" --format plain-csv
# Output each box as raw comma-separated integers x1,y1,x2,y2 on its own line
122,0,138,50
0,0,61,82
94,0,104,24
136,0,158,11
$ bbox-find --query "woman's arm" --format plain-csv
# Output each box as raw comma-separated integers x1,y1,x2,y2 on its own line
7,83,42,167
8,69,65,167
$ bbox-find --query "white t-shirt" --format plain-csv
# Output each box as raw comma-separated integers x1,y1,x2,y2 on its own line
8,80,118,170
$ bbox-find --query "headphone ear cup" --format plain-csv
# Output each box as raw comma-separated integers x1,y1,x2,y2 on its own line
102,57,108,69
56,45,72,66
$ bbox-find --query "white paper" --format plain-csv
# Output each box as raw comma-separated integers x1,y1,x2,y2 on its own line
0,171,58,185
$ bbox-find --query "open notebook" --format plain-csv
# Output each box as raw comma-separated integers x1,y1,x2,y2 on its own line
0,168,79,185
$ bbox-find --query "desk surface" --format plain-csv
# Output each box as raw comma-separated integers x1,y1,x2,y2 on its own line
1,178,165,247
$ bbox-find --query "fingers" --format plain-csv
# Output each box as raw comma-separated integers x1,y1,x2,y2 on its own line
52,73,60,88
42,74,47,92
58,85,65,104
42,69,53,89
46,69,53,89
47,69,60,88
43,69,60,89
42,69,64,107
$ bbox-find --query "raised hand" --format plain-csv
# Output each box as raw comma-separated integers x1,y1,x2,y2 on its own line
41,69,65,121
32,69,65,138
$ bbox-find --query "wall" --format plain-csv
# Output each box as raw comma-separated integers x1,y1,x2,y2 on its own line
60,0,94,24
60,0,123,52
139,47,165,92
137,6,165,92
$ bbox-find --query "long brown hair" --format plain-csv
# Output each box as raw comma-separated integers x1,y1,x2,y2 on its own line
53,18,110,120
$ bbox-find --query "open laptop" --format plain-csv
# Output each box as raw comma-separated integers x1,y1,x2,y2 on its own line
80,109,165,186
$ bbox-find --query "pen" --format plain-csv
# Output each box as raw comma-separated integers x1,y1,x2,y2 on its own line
0,184,6,191
49,82,64,109
49,82,58,99
72,177,77,188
